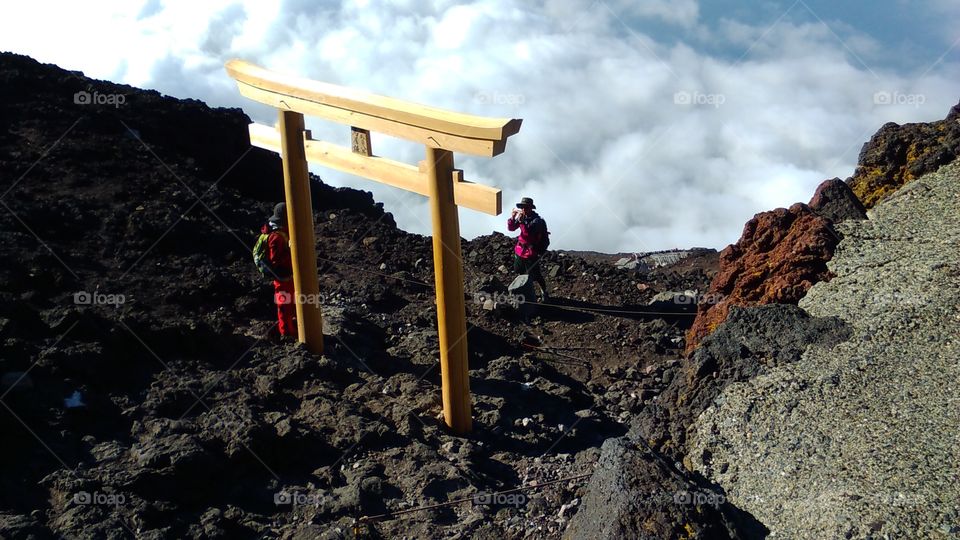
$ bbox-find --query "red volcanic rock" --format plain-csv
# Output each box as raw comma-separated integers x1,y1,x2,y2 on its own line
685,203,839,354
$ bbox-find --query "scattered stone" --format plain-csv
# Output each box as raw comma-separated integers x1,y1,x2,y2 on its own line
557,497,579,518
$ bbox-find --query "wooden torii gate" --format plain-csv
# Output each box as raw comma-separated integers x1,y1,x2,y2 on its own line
225,60,522,433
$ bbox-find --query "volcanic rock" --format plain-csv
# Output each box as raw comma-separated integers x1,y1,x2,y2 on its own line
565,434,766,539
808,177,866,224
685,104,960,353
847,100,960,207
685,203,839,353
636,304,850,461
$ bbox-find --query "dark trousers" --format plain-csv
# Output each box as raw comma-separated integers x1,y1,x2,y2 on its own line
513,254,547,293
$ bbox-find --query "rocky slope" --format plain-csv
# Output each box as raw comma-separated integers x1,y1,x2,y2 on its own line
0,52,732,539
688,161,960,538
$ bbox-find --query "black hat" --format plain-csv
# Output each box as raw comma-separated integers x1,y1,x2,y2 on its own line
269,202,287,224
516,197,536,209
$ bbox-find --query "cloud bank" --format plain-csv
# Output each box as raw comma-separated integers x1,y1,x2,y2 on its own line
2,0,957,252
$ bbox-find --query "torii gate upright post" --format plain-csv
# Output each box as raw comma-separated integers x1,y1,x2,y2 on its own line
277,110,324,355
424,147,471,429
225,60,521,433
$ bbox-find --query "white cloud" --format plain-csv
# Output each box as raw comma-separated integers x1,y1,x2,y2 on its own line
0,0,957,253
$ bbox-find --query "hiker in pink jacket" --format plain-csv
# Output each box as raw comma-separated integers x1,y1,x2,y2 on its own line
506,197,550,301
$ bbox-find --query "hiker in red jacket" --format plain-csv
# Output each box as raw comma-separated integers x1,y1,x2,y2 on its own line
507,196,550,301
265,203,297,338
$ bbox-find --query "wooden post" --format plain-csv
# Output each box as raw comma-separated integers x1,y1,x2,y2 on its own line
278,110,324,355
425,147,472,433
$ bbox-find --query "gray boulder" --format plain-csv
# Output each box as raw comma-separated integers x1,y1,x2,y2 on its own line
565,435,765,539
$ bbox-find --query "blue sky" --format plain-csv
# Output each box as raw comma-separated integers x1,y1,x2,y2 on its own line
643,0,952,68
1,0,957,252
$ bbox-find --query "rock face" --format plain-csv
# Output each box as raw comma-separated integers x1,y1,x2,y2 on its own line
688,161,960,538
684,203,839,353
808,177,867,224
847,100,960,208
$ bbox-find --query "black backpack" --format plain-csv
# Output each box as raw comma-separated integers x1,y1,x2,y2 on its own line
529,217,550,254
